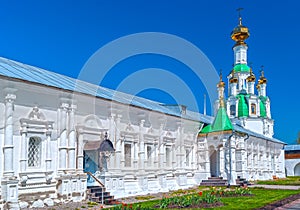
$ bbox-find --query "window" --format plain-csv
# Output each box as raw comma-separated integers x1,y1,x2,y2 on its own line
186,149,190,167
147,145,152,166
230,105,236,116
251,104,256,115
166,147,171,167
124,144,131,167
28,137,41,167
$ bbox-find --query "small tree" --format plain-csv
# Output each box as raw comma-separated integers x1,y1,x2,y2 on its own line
297,132,300,144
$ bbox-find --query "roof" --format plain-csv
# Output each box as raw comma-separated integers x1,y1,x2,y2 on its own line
0,56,286,145
233,64,250,72
200,106,233,134
233,123,285,144
237,93,249,117
284,145,300,151
0,56,212,123
260,101,266,118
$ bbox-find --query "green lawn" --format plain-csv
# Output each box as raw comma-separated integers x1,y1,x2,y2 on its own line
213,188,300,210
108,188,300,210
256,176,300,185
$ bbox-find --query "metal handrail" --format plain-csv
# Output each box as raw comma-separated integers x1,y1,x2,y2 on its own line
86,171,105,204
86,171,105,187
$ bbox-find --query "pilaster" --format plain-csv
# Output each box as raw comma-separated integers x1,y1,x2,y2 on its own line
68,104,77,170
1,89,19,209
138,120,145,173
58,102,68,172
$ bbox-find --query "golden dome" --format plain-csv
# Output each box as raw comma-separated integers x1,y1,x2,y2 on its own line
231,16,250,45
258,69,267,84
229,76,238,83
246,68,256,82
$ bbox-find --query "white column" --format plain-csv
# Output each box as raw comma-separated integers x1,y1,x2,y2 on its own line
158,124,165,170
154,142,159,169
260,84,267,97
172,143,176,169
219,146,225,178
45,129,52,172
109,114,116,169
248,82,255,94
115,115,122,170
68,105,76,170
20,122,27,173
134,142,138,168
240,141,247,178
59,103,68,171
139,120,145,172
230,83,237,96
229,137,237,185
3,93,16,177
77,130,84,173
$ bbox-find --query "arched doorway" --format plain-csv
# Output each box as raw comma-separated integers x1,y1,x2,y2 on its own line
294,163,300,176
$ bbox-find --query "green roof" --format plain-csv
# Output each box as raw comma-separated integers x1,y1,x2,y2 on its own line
259,96,267,118
233,64,250,72
237,94,249,117
200,106,233,134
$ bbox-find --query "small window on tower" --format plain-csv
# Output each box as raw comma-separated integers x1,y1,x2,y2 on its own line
251,104,256,115
230,105,236,116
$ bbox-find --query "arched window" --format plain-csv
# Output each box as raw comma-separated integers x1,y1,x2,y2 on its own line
251,103,256,115
230,105,236,116
28,137,42,167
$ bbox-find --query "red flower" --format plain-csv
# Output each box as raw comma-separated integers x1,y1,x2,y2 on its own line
129,204,133,209
198,191,203,196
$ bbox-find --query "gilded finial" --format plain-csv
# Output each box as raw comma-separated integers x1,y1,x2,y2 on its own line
258,65,267,84
231,8,250,45
247,67,256,82
237,8,243,25
217,69,225,88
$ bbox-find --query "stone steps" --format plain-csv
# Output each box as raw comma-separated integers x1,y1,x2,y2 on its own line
200,177,228,186
236,177,251,187
87,186,115,205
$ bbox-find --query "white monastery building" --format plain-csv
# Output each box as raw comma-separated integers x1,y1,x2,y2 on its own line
0,16,285,209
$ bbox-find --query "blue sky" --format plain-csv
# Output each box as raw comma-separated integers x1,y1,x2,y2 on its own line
0,1,299,144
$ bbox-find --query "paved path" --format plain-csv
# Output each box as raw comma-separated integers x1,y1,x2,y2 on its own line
249,184,300,190
274,199,300,210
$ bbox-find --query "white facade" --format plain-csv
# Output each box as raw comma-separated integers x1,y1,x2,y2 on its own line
0,71,207,208
0,16,287,209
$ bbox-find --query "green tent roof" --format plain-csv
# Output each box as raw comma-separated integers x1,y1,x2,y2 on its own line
200,106,233,134
259,96,267,118
233,64,250,72
237,94,249,117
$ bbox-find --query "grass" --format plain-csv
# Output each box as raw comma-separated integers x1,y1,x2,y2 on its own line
109,188,300,210
256,176,300,185
213,188,300,210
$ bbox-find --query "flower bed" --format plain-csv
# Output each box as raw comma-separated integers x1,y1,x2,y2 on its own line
109,186,253,209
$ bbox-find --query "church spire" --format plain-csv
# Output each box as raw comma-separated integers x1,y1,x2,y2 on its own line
258,66,268,97
231,9,250,72
231,8,250,47
217,70,225,107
